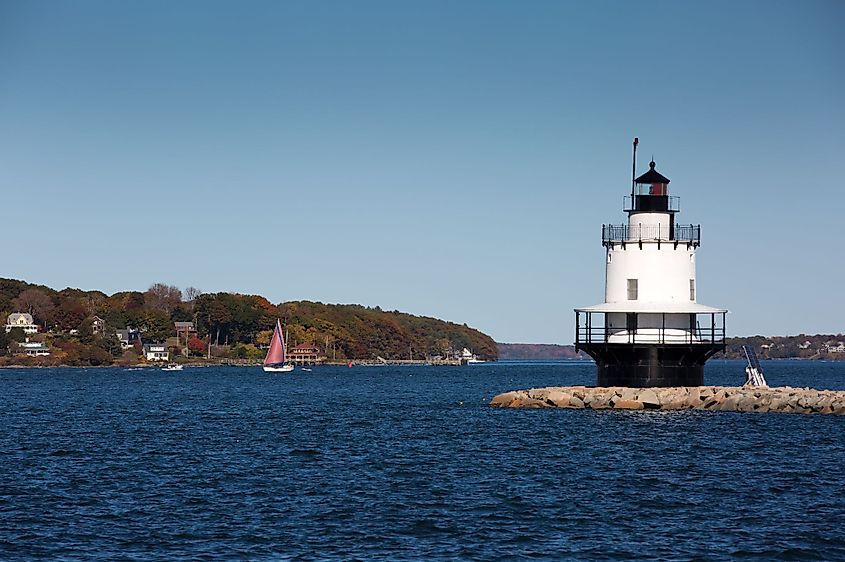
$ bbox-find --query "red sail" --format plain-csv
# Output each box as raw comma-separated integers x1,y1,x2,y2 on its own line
263,320,286,366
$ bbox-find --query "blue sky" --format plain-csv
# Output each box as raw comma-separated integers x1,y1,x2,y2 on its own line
1,1,842,343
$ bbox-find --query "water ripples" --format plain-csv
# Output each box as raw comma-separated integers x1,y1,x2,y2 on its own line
0,361,844,560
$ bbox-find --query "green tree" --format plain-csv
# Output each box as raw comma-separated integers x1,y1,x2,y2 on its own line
94,326,123,358
170,305,193,322
7,327,26,343
79,345,111,366
77,317,95,344
141,309,173,342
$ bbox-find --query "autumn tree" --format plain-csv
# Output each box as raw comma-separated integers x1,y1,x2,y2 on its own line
183,286,202,302
144,283,182,313
254,330,273,346
11,289,55,329
0,278,34,313
55,300,87,332
124,292,146,311
187,336,206,356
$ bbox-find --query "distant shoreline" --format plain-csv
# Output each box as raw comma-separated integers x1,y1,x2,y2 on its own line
497,337,845,361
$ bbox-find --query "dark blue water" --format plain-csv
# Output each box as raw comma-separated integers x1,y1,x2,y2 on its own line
1,360,844,561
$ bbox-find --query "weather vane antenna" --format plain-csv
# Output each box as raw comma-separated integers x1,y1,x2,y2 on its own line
631,137,639,198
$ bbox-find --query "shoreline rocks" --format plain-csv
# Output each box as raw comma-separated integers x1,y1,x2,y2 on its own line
490,386,845,415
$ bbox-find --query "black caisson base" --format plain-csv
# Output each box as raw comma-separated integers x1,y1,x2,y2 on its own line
579,344,722,387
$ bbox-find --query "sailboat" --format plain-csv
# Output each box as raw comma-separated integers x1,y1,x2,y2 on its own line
263,319,294,372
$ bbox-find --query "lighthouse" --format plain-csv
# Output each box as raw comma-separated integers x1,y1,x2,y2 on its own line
574,140,726,387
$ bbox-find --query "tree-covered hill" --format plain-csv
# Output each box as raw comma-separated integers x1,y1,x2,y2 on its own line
0,278,497,365
723,334,845,360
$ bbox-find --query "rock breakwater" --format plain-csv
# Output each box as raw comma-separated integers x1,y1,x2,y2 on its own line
490,386,845,415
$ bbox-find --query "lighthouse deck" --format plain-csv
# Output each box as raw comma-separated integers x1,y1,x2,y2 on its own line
575,301,726,314
574,308,726,348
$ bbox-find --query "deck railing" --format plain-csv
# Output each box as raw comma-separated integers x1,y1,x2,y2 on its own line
602,224,700,245
575,311,726,348
623,195,680,212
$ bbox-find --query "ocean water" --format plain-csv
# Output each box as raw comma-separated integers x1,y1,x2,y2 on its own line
1,360,844,561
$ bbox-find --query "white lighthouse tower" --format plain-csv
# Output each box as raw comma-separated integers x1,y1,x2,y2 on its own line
575,140,726,387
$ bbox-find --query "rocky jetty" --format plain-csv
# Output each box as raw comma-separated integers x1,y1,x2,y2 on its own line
490,386,845,415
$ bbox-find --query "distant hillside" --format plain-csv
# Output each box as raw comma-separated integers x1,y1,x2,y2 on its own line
0,277,497,366
724,335,845,360
497,343,586,360
279,301,497,361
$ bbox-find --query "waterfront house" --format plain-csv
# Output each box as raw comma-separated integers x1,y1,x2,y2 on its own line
143,343,169,362
18,340,50,357
116,328,141,350
174,321,197,340
288,343,323,365
91,316,105,335
826,342,845,354
5,313,39,334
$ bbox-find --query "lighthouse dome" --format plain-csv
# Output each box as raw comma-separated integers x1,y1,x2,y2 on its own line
634,160,670,185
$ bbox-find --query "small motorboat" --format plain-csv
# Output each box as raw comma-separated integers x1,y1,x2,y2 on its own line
162,364,183,371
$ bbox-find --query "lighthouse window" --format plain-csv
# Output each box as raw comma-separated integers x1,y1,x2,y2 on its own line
690,279,695,301
627,279,638,300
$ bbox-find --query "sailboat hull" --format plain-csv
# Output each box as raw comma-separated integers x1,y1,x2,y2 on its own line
263,364,294,373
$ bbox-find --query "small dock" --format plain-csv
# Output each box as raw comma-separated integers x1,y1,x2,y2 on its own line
351,358,463,367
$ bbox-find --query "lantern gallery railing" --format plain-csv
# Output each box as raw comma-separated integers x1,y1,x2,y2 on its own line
623,194,680,213
575,311,726,348
601,224,700,246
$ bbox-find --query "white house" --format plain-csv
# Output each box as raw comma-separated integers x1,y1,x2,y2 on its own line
826,342,845,354
18,340,50,357
5,313,39,334
143,343,169,361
